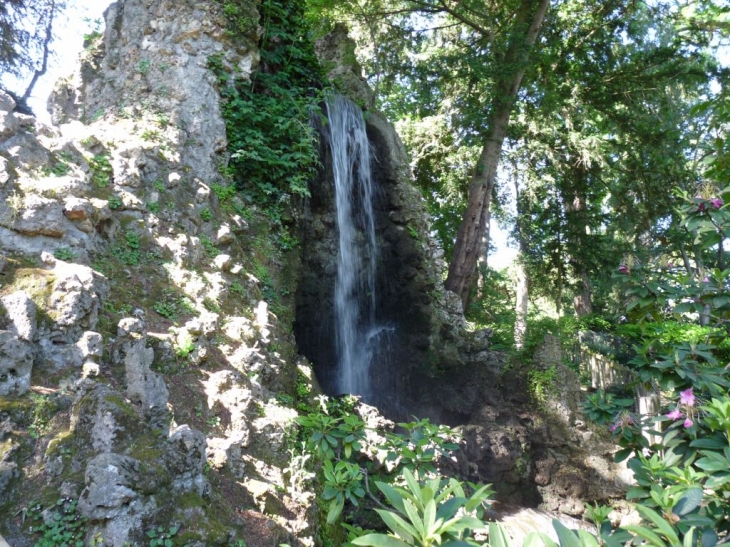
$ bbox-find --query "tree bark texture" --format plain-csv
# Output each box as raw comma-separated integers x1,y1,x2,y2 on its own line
445,0,550,307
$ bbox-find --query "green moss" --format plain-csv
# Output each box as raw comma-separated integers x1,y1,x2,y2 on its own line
0,396,33,426
2,268,55,313
126,434,165,463
104,394,138,420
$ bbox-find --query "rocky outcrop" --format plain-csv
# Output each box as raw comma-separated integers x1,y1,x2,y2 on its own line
0,0,314,545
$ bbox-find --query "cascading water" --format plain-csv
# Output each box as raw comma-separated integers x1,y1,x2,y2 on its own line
326,95,379,399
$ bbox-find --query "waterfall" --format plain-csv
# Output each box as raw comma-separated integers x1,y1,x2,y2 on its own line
326,95,378,399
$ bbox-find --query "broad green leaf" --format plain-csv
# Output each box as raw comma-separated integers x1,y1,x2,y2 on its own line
701,529,718,547
351,534,411,547
402,468,423,507
683,527,697,547
423,500,437,536
695,457,729,473
622,525,668,546
635,505,680,544
326,497,344,525
487,522,511,547
375,509,417,543
524,532,559,547
552,519,581,547
436,497,467,521
402,499,424,537
376,482,407,514
673,487,703,516
575,531,600,547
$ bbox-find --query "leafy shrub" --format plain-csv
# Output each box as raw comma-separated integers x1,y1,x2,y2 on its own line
208,0,324,228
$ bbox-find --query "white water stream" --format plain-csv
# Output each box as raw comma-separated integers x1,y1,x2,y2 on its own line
326,95,378,398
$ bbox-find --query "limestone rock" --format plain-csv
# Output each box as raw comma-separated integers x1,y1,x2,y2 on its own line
63,196,92,221
48,258,108,332
6,193,70,237
0,438,19,498
79,452,158,547
166,425,208,496
0,112,20,141
71,382,138,453
0,132,50,170
315,24,374,109
1,291,37,341
0,292,37,396
0,90,16,112
114,318,169,427
0,156,10,186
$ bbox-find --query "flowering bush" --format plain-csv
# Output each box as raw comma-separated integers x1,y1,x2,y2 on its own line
603,187,730,545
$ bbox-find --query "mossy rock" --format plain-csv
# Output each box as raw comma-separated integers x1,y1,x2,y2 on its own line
0,396,33,424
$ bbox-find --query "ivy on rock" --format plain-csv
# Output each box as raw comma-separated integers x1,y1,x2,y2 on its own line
210,0,325,229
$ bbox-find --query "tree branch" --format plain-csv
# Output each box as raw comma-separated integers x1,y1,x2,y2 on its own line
21,0,56,103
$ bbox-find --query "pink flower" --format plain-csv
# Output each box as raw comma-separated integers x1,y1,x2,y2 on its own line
703,276,710,283
680,388,695,407
711,198,723,209
666,408,683,420
684,418,693,428
618,265,629,274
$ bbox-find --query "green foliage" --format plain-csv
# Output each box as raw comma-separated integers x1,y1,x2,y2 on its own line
294,395,490,538
526,368,557,409
211,183,237,202
466,267,516,349
43,152,73,177
322,459,365,524
53,247,74,261
28,497,87,547
208,0,324,230
199,207,213,222
28,392,57,439
88,154,112,188
593,189,730,545
136,59,151,76
153,291,194,321
174,331,195,358
108,195,123,210
581,390,634,426
146,525,178,547
353,468,492,547
111,230,142,265
380,419,459,476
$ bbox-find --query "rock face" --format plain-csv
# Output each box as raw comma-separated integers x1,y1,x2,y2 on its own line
0,0,314,545
296,30,473,420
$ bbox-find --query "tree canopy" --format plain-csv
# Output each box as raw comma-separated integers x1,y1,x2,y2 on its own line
0,0,66,102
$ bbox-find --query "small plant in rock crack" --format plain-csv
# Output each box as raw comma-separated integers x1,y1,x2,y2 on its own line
28,497,88,547
199,207,213,221
108,195,123,210
146,525,178,547
88,153,112,187
53,247,74,261
174,331,195,358
136,59,152,75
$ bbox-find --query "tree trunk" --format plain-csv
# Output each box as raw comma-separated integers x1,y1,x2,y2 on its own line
564,167,593,317
21,0,57,103
573,271,593,317
475,209,490,304
445,0,549,307
514,258,529,349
